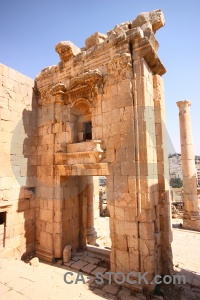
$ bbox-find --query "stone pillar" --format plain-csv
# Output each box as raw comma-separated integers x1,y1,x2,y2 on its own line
176,100,200,230
53,95,64,258
86,176,97,245
153,75,173,275
79,176,87,249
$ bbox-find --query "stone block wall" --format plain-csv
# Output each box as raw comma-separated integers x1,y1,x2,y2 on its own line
62,176,80,250
0,64,37,259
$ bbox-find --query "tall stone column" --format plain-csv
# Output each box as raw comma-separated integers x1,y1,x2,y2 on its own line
176,100,200,230
86,176,97,245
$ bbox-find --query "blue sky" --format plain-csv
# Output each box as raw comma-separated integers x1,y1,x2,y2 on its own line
1,0,200,154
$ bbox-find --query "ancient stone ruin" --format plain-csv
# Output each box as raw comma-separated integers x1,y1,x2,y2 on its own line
0,9,173,292
177,101,200,230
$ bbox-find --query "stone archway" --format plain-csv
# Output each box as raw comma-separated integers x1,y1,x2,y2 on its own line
70,98,93,142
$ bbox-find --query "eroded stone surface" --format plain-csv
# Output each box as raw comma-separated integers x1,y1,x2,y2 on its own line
131,9,165,32
81,263,97,273
55,41,81,62
70,260,88,270
63,245,71,263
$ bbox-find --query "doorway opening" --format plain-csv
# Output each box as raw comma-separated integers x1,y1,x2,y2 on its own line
93,176,111,250
84,121,92,140
0,212,6,248
61,175,111,251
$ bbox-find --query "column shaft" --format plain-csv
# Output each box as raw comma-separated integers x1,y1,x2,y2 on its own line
177,100,200,230
86,176,97,245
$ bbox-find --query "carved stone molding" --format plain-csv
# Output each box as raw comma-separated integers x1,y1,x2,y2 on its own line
132,37,166,75
50,83,67,96
55,41,81,62
66,69,103,102
38,69,103,107
70,98,93,115
107,53,132,80
38,87,51,106
176,100,191,115
49,83,67,104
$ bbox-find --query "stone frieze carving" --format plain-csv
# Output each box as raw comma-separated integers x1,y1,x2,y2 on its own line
67,69,103,100
50,83,67,96
38,69,103,106
38,88,51,106
107,53,132,80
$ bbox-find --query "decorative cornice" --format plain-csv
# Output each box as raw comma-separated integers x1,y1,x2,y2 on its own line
132,37,166,75
55,41,81,62
50,83,67,96
38,69,103,106
66,69,103,101
131,9,165,33
49,83,67,104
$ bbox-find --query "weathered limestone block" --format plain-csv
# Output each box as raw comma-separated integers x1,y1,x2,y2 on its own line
63,245,71,263
85,32,107,49
129,252,139,271
115,220,138,237
29,257,39,267
115,249,129,270
112,22,130,34
114,234,127,251
127,27,144,42
131,9,165,33
55,41,81,62
141,21,152,32
127,236,138,252
139,222,154,240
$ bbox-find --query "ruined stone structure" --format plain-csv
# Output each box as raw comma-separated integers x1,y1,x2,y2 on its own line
0,65,37,258
0,9,173,292
177,100,200,230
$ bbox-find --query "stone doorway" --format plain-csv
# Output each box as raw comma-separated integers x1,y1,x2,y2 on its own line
95,176,111,250
0,212,6,248
61,175,111,254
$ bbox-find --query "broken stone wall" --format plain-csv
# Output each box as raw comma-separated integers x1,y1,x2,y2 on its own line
0,64,37,259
